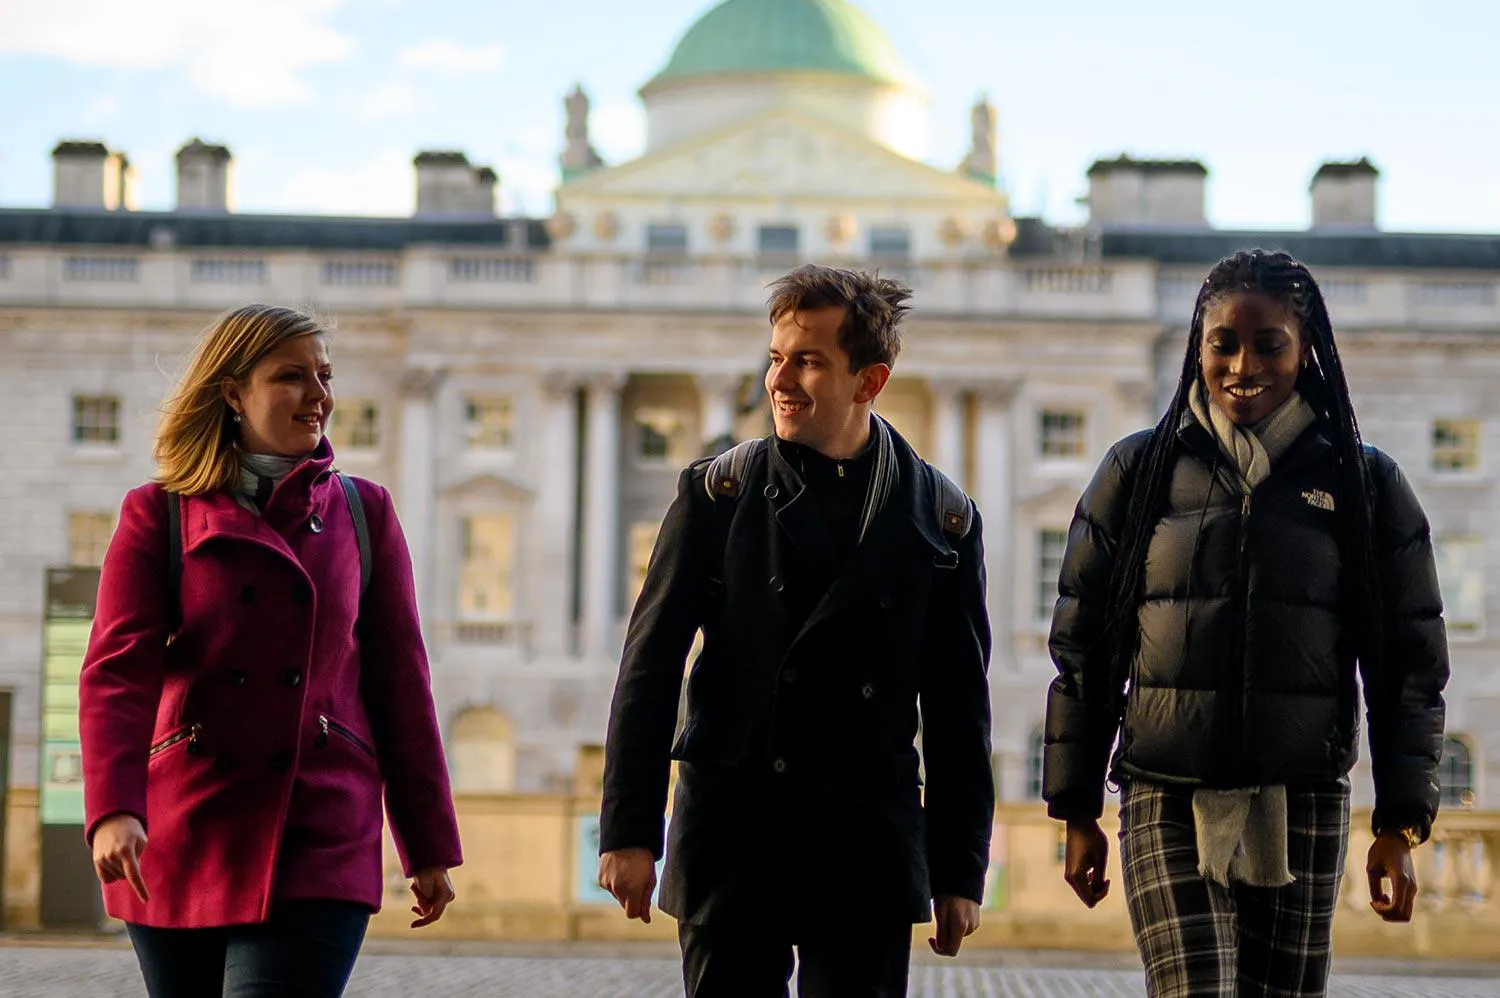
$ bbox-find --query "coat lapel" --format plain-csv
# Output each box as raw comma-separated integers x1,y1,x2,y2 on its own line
769,442,837,572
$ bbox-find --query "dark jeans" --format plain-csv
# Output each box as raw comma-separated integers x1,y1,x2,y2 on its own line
126,899,370,998
679,920,912,998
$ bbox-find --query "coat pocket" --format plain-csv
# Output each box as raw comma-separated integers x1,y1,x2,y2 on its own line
149,722,202,760
315,714,376,758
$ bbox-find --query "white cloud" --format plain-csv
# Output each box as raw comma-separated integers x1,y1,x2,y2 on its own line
274,149,413,216
589,101,646,164
396,40,504,75
1,0,353,108
82,93,123,127
360,81,417,120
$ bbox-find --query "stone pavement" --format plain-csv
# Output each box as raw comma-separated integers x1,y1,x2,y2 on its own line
0,939,1495,997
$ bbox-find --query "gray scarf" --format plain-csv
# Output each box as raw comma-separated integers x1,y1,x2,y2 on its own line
235,452,301,516
1185,383,1316,888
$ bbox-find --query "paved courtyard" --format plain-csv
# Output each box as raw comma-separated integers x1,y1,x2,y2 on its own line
0,941,1494,997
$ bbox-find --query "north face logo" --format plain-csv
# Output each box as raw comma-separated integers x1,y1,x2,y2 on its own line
1302,489,1335,512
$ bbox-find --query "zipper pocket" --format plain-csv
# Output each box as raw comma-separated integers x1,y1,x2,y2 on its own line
150,722,201,757
316,714,376,758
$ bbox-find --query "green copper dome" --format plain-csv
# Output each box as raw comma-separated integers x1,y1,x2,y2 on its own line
648,0,913,88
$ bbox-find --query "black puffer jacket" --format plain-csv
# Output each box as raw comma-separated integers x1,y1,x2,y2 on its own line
1042,414,1448,839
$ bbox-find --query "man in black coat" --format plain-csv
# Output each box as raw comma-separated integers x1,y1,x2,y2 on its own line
597,265,994,997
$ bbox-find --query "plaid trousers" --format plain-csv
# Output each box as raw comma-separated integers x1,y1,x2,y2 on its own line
1119,777,1351,998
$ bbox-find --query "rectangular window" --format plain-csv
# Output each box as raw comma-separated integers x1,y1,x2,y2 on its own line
1036,529,1068,621
1416,282,1497,308
72,395,121,445
868,226,911,260
329,400,380,451
458,515,515,620
1432,419,1480,473
1040,410,1086,460
757,225,800,257
626,521,662,611
68,511,116,567
464,397,515,451
320,260,398,286
190,258,267,284
1433,535,1484,632
634,408,691,466
646,223,689,256
63,256,139,282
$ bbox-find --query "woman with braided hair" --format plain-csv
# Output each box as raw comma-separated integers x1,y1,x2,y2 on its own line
1042,249,1448,996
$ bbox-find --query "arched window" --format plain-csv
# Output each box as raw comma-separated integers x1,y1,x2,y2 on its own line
1440,737,1475,808
1027,728,1046,800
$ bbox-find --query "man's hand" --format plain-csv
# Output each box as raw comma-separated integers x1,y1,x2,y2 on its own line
1367,831,1419,923
928,895,980,957
409,867,456,928
92,813,149,903
1064,819,1111,908
598,847,657,923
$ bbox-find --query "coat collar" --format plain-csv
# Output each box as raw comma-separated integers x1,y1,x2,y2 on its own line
182,438,338,559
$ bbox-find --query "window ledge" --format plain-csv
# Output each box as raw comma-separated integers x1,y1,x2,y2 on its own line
65,446,126,464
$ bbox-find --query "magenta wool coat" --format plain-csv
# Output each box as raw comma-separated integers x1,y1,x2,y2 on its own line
79,441,462,928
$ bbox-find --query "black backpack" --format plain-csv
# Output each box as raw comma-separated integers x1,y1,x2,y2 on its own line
165,474,371,626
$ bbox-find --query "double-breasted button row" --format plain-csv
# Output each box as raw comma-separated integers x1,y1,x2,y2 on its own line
239,582,316,606
878,593,894,610
309,514,324,534
224,668,303,687
861,682,876,700
763,485,780,500
772,757,787,774
268,749,294,773
769,576,785,593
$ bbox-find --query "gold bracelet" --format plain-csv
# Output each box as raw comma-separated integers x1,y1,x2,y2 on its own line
1378,826,1421,848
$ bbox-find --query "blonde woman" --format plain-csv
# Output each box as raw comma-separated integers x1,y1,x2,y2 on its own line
80,304,462,997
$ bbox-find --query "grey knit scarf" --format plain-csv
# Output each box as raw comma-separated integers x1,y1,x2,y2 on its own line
234,452,301,516
1186,383,1316,888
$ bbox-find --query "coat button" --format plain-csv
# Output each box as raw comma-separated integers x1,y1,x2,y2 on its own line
226,669,247,686
782,668,799,684
280,668,302,688
769,576,784,593
238,584,256,605
309,514,324,534
772,757,787,774
268,749,294,773
878,593,894,610
214,753,240,773
763,484,780,499
861,683,876,700
292,582,313,605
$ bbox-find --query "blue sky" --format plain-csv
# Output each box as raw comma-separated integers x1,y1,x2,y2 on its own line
1,0,1496,232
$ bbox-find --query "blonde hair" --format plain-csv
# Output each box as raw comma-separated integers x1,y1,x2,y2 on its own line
156,304,326,495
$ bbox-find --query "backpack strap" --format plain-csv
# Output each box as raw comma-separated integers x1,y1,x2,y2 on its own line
930,467,973,540
704,439,767,502
337,473,372,597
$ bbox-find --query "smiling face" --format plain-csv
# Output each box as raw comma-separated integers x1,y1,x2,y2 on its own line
222,333,334,457
765,305,890,459
1200,291,1308,425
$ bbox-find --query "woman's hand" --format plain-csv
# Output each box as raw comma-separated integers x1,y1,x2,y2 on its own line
92,813,150,902
409,867,456,928
1064,819,1111,908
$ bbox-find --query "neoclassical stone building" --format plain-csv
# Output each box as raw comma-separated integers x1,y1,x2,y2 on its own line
1,0,1496,850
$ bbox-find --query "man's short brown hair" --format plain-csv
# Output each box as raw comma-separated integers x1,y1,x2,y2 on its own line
766,265,911,372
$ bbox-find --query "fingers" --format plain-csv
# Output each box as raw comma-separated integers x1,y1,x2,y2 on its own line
1366,866,1387,909
409,876,456,929
93,834,149,902
1372,870,1418,924
121,849,150,904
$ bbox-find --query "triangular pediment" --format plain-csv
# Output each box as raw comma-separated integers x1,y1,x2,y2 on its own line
438,472,535,503
560,106,1004,206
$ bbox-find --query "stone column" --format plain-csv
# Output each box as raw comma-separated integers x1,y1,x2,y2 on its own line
397,367,445,624
973,379,1022,675
694,372,741,454
533,372,581,657
580,372,626,661
929,379,967,486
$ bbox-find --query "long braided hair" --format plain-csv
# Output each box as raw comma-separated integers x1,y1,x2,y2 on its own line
1103,249,1384,716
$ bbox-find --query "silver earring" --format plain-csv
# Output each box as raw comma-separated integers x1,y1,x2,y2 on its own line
232,412,242,423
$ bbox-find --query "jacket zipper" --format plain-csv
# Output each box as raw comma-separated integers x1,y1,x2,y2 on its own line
316,714,376,758
149,722,201,757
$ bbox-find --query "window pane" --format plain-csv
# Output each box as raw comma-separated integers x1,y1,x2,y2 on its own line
635,408,689,465
757,225,800,256
458,514,515,620
329,400,380,451
1440,737,1474,807
1433,419,1480,473
626,521,661,610
68,511,116,566
1433,535,1484,631
647,224,688,255
465,397,515,450
869,226,911,259
72,395,121,445
1040,410,1085,459
1027,728,1045,799
1036,529,1068,620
